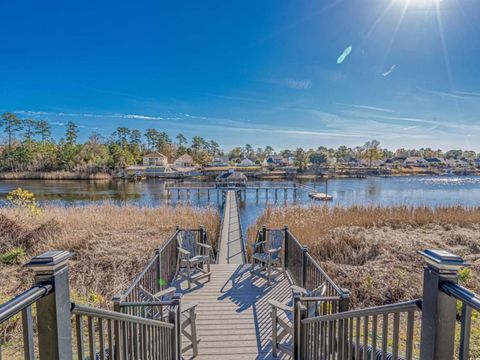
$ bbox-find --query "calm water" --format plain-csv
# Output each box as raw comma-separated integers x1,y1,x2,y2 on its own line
1,176,480,232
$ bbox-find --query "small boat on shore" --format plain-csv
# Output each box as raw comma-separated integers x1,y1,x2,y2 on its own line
309,192,333,201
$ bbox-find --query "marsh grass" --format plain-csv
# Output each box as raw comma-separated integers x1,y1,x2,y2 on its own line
0,204,219,305
0,171,111,180
0,204,219,358
249,204,480,307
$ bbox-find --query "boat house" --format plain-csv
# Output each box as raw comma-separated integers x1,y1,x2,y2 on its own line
216,170,248,188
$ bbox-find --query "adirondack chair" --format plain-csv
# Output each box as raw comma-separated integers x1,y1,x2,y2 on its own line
250,230,284,285
176,230,212,288
138,285,200,357
268,283,327,358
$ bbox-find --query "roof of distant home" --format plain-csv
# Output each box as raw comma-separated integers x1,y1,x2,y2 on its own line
143,152,167,158
174,154,194,162
216,170,248,182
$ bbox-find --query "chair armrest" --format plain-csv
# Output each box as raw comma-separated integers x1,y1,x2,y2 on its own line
196,243,212,251
290,285,309,296
268,299,293,313
154,287,176,299
182,301,199,313
268,247,282,254
251,241,266,248
178,248,191,256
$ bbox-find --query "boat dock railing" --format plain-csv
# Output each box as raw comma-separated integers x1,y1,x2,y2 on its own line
1,226,479,359
0,250,183,360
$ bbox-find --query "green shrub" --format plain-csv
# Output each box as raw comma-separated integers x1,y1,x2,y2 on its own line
0,248,26,265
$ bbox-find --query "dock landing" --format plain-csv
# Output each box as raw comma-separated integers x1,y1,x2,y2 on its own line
181,264,291,359
178,190,291,359
218,190,246,264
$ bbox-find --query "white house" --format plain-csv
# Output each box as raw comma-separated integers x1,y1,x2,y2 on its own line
142,152,168,167
403,156,428,167
237,158,256,167
173,154,196,168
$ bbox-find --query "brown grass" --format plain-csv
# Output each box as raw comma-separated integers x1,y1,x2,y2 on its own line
0,171,112,180
249,205,480,308
0,204,219,306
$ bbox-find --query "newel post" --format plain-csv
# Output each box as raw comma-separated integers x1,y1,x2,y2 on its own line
283,225,289,271
418,249,467,360
24,251,74,360
301,246,308,288
292,291,307,360
168,294,182,360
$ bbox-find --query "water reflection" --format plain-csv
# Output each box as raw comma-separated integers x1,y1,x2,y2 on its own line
1,176,480,233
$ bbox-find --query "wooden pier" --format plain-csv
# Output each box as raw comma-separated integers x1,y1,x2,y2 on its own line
218,190,245,264
165,184,298,202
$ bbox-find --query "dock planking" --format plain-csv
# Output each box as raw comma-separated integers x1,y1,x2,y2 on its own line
218,190,245,264
179,264,292,360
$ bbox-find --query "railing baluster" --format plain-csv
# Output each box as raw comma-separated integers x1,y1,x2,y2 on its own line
75,314,84,360
98,318,105,360
459,303,472,360
88,316,96,360
392,312,400,360
108,319,114,360
381,314,388,360
22,306,34,360
352,317,359,359
363,316,369,360
372,315,378,360
405,311,414,360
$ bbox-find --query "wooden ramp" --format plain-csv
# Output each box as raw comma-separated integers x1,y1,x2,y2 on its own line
180,264,291,360
218,190,245,264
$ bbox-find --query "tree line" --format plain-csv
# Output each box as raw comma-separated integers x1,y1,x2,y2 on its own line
0,112,477,173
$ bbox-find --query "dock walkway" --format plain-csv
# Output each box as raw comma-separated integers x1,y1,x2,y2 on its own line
218,190,245,264
180,264,291,359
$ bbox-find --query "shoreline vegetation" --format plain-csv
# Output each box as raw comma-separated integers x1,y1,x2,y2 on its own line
248,204,480,308
0,204,218,357
1,112,480,180
0,171,112,180
0,204,219,306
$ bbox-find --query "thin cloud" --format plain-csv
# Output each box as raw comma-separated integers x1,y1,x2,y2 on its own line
266,77,313,90
381,65,397,77
206,93,267,103
335,102,395,113
454,90,480,97
418,88,472,100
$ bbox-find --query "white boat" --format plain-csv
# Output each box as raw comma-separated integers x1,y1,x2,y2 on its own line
309,192,333,201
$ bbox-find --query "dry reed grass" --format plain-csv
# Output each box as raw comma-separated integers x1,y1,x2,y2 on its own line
249,205,480,308
0,204,219,306
0,171,111,180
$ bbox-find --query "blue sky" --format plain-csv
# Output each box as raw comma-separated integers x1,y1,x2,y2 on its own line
1,0,480,150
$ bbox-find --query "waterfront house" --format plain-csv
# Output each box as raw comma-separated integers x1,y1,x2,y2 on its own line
173,154,196,168
403,156,428,167
209,156,230,167
425,157,445,167
237,158,256,167
263,155,289,168
142,152,168,167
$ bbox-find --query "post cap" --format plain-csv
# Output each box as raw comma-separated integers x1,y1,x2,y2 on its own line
24,250,74,273
418,249,468,272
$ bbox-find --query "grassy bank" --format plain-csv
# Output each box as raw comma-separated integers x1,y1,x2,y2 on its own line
249,205,480,308
0,171,112,180
0,204,219,357
0,204,219,305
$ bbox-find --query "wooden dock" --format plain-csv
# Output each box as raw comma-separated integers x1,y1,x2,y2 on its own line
218,190,245,264
180,264,291,359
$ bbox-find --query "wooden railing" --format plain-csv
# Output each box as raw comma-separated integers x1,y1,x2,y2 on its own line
72,303,177,360
0,250,182,360
261,226,349,311
114,227,208,316
299,299,422,359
